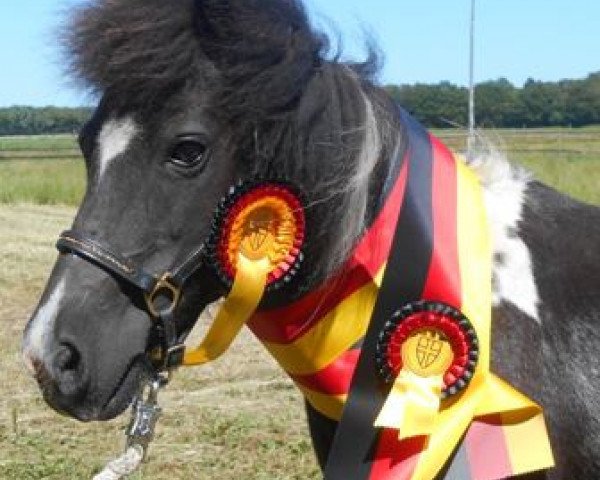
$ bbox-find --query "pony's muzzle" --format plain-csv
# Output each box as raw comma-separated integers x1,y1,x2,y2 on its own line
25,339,90,417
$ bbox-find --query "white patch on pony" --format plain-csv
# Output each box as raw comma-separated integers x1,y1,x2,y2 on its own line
469,149,541,322
355,94,382,188
22,277,66,371
328,90,383,272
97,117,138,179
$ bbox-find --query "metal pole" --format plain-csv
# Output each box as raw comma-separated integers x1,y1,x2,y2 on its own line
467,0,476,157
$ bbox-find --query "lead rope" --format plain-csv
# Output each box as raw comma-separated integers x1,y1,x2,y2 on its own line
93,447,144,480
93,375,167,480
92,299,225,480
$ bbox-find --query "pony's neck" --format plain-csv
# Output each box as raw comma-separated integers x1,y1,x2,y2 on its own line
265,65,403,307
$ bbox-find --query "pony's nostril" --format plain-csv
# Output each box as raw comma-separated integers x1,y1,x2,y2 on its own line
55,343,81,372
51,342,88,399
54,343,82,373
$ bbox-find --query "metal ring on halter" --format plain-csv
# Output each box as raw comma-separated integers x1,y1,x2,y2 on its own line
144,273,182,319
55,230,206,372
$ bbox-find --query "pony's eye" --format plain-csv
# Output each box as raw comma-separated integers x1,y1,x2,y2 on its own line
169,140,208,169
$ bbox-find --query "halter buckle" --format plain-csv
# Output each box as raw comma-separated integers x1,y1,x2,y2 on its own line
145,273,181,318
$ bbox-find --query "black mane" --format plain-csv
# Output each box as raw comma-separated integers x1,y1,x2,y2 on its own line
65,0,395,286
63,0,386,122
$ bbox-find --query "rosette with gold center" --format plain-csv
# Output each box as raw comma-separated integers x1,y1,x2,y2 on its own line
207,180,305,291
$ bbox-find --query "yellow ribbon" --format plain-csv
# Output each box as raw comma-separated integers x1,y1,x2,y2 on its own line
183,189,301,366
183,255,269,366
375,369,444,439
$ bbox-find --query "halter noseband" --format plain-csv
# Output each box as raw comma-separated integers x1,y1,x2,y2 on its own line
54,181,306,373
56,230,207,371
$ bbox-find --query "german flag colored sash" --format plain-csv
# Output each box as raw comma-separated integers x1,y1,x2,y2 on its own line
247,110,554,479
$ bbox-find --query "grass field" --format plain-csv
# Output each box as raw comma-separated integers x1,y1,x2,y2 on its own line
1,127,599,206
0,128,598,478
436,126,600,205
0,159,84,205
0,135,78,152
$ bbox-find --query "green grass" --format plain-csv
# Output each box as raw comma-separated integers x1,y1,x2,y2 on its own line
0,128,598,206
436,126,600,205
0,135,78,151
0,158,85,205
513,153,598,204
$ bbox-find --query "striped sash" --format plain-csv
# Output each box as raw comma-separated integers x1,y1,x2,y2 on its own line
248,110,554,480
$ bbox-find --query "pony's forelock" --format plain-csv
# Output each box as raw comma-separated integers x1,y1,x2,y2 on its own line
64,0,387,285
63,0,208,113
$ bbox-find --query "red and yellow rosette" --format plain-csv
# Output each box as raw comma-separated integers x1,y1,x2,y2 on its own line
375,302,480,438
183,181,305,366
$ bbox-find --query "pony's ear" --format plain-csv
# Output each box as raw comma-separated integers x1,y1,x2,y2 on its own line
194,0,318,68
194,0,325,119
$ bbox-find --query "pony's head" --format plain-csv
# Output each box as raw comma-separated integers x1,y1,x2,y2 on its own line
22,0,393,421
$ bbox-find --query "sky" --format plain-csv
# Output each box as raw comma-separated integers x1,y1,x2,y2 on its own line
0,0,598,107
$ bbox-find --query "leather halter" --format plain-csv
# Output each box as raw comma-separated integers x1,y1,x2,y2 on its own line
56,230,207,371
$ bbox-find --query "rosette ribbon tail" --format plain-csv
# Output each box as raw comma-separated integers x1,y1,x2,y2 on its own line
374,369,443,439
183,255,269,366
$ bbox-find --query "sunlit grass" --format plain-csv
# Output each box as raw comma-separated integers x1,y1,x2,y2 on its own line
436,127,600,205
1,128,598,206
0,135,78,151
0,159,85,206
514,153,599,205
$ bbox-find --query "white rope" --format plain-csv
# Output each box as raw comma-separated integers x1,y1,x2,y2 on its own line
93,445,144,480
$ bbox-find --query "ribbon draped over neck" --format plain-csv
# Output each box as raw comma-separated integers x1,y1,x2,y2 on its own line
181,110,554,480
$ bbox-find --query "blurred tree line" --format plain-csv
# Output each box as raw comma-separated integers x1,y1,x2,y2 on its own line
387,71,600,128
0,72,598,134
0,106,92,136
